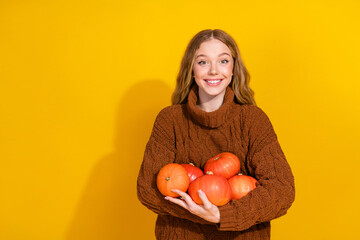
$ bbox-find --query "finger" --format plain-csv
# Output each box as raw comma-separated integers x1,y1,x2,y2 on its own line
172,189,194,204
165,196,189,209
172,189,200,214
198,190,213,210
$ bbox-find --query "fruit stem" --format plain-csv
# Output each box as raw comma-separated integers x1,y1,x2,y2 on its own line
166,176,170,181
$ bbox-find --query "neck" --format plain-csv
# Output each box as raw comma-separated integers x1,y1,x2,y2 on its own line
196,89,226,112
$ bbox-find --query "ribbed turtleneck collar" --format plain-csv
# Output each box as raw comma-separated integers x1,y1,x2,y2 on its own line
186,85,236,128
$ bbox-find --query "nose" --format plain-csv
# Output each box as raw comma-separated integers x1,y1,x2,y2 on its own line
209,63,219,75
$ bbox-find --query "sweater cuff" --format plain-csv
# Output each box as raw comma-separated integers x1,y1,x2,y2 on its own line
217,203,237,231
218,202,256,231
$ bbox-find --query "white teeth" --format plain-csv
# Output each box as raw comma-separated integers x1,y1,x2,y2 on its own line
207,80,221,84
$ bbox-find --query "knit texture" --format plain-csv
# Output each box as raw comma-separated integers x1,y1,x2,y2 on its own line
137,85,295,240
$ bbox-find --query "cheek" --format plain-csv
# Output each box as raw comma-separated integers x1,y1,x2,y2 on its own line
193,66,207,77
223,64,234,76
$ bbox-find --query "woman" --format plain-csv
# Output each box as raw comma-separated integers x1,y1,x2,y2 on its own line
137,29,295,239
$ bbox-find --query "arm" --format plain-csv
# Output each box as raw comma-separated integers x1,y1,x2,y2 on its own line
217,106,295,231
136,108,210,224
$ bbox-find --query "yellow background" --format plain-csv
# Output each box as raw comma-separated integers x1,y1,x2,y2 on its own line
1,0,359,239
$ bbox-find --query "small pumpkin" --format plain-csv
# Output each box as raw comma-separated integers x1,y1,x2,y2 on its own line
181,163,204,183
157,163,190,197
228,173,257,200
188,171,232,206
204,152,240,179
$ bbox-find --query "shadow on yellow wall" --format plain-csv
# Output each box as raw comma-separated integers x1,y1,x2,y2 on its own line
65,80,173,240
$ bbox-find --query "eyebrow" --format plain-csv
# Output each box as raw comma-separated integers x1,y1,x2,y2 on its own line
195,52,231,59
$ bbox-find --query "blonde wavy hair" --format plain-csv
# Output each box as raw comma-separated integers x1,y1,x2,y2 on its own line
171,29,256,106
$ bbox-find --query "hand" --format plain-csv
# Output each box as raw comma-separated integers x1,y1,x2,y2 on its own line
165,189,220,223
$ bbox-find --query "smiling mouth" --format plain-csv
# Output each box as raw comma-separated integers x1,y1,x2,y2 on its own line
205,79,222,84
204,79,223,86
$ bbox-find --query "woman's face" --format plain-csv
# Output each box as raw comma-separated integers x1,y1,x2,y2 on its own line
193,38,234,100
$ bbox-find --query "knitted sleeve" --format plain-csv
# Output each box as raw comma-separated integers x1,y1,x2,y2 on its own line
217,106,295,231
137,107,210,225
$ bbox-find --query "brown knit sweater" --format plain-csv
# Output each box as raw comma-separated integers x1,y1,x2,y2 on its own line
137,85,295,239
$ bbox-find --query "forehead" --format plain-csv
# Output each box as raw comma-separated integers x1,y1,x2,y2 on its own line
195,38,231,56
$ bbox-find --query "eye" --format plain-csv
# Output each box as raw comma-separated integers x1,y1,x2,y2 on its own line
198,60,207,65
220,59,229,64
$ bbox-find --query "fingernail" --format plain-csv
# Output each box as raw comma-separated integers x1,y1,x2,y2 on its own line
171,189,176,192
164,197,169,200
